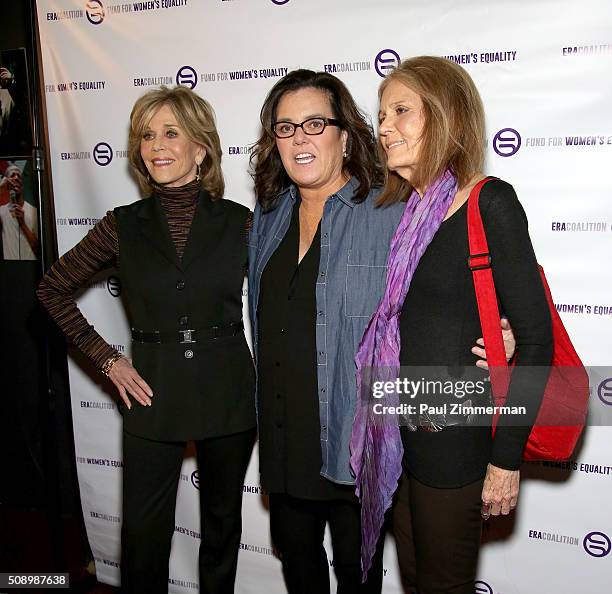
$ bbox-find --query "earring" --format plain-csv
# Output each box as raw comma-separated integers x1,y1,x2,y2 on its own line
343,150,348,158
195,162,201,181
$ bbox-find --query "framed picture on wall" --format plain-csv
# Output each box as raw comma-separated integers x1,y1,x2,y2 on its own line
0,159,38,261
0,48,33,158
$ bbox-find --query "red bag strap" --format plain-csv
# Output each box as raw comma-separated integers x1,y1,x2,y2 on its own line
467,176,510,399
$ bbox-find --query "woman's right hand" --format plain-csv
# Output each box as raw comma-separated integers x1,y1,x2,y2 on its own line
108,357,153,409
0,67,13,88
473,317,516,370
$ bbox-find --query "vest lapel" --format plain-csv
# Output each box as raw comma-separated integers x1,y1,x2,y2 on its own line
181,191,225,271
136,196,183,272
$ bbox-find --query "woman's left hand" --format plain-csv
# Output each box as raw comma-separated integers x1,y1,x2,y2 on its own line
473,318,516,369
480,463,520,519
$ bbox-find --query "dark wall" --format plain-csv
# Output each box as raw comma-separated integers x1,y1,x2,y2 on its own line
0,0,79,517
0,0,45,509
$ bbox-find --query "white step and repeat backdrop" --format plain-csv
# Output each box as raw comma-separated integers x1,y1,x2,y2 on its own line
36,1,612,593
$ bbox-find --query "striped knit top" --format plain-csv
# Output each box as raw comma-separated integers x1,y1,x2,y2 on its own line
37,179,203,370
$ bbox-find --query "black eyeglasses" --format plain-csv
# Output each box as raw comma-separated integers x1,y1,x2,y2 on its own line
272,117,341,139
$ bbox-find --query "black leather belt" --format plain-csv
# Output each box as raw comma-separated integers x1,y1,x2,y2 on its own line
131,321,244,344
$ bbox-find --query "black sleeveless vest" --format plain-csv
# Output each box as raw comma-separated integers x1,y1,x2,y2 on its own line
114,191,256,441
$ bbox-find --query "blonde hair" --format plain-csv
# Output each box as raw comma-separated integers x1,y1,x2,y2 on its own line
377,56,485,206
128,85,224,199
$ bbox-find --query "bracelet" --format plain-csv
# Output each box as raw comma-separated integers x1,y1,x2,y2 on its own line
101,353,124,377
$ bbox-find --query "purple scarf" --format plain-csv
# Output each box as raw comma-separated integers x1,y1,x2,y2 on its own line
349,169,457,578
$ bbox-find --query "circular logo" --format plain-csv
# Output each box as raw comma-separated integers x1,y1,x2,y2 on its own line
271,0,290,4
93,142,113,166
493,128,522,157
176,66,198,89
85,0,105,25
106,275,121,297
474,581,493,594
191,470,200,490
374,49,400,78
583,531,611,558
597,378,612,405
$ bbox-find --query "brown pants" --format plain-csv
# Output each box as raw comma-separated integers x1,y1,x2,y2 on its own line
392,472,484,594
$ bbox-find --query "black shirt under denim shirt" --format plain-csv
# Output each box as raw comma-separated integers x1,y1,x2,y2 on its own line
257,200,355,501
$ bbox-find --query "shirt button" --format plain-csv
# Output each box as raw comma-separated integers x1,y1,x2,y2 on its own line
318,311,324,316
319,271,326,278
280,328,285,334
276,422,283,429
276,393,282,399
184,350,194,359
275,361,281,367
176,280,185,290
179,316,189,325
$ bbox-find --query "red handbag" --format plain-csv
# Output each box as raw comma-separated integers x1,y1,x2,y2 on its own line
467,177,589,461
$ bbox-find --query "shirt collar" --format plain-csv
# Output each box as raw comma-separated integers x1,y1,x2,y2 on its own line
334,176,359,208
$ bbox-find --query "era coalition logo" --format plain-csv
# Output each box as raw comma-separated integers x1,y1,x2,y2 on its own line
93,142,113,166
374,48,400,77
583,531,611,558
597,378,612,405
106,275,121,297
475,581,494,594
191,470,200,489
493,128,522,157
176,66,198,89
86,0,105,25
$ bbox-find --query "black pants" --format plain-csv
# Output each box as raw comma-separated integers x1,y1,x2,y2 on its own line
269,493,384,594
392,471,484,594
121,427,255,594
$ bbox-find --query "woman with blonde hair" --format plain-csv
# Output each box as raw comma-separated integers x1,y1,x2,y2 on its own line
351,56,552,592
38,85,256,593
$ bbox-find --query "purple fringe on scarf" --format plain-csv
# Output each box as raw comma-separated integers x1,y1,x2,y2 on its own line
349,170,458,579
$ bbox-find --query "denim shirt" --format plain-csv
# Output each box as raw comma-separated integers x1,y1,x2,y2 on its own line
248,177,406,484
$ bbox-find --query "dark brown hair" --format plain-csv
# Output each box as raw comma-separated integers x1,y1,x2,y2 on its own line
250,69,384,211
376,56,485,206
128,85,224,199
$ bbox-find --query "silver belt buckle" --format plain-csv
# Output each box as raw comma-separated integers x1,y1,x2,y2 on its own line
179,329,196,344
418,414,444,432
418,420,443,433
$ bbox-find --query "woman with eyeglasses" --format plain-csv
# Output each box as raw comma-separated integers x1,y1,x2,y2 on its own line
248,69,515,594
249,70,390,594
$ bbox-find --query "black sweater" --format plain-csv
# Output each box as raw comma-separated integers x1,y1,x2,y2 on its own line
399,179,553,488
